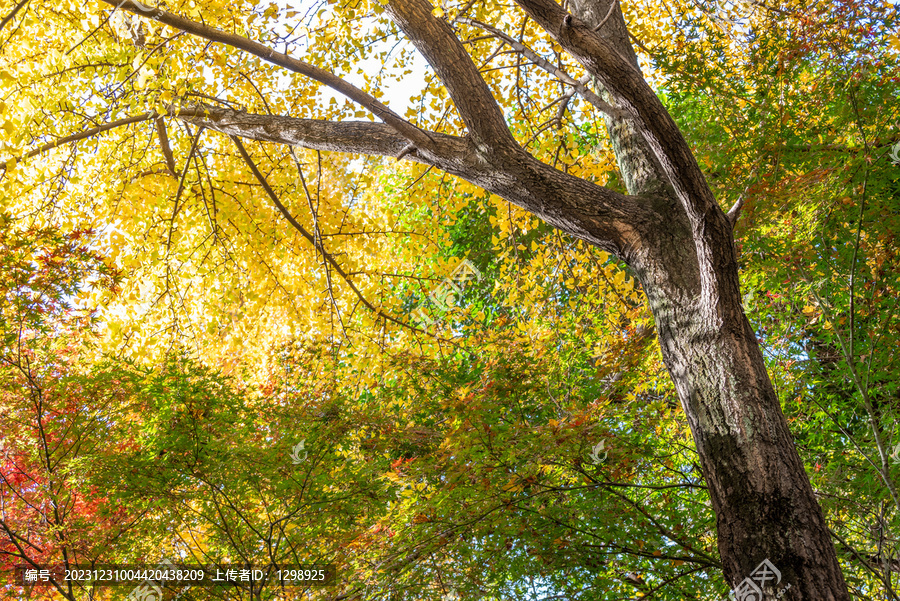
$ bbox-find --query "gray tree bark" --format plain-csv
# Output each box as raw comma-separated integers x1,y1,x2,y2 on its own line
563,1,849,597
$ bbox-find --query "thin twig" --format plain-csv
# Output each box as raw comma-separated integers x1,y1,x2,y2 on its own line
289,146,350,340
460,17,624,119
229,136,433,338
166,127,204,250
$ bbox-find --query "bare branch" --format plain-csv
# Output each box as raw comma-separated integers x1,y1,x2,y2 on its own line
290,148,350,340
166,127,203,250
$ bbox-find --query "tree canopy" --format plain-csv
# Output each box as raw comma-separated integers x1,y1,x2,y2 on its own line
0,0,898,599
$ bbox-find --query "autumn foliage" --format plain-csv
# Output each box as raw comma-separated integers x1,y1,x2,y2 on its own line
0,0,898,599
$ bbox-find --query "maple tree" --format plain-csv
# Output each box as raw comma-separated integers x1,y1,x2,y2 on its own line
0,218,146,601
0,0,898,598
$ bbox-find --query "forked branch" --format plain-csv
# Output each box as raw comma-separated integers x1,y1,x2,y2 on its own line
513,0,719,221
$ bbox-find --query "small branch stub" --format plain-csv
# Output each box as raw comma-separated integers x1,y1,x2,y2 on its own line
726,196,743,228
395,143,417,161
561,13,573,37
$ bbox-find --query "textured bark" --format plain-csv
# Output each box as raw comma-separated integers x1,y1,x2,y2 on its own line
97,0,852,597
630,212,850,599
556,1,851,597
569,0,666,197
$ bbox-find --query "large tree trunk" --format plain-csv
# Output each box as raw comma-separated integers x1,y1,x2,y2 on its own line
634,209,848,599
559,1,850,597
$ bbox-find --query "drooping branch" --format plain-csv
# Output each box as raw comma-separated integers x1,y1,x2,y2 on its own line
166,127,203,250
98,0,436,151
229,135,427,336
290,147,350,339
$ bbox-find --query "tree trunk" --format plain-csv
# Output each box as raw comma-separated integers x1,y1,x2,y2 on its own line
632,209,850,599
563,1,851,597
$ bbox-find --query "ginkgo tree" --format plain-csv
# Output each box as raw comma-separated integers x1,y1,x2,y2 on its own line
2,0,897,597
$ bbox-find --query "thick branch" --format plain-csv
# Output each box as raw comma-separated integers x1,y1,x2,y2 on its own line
99,0,435,150
0,0,28,36
569,0,667,197
155,117,177,176
514,0,740,317
2,99,650,269
514,0,718,221
384,0,518,153
179,106,648,259
175,106,468,167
